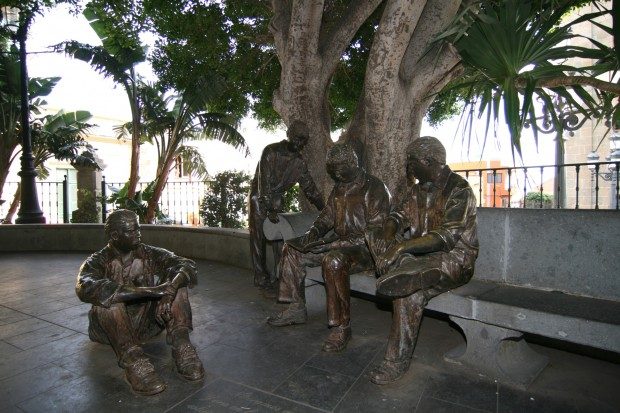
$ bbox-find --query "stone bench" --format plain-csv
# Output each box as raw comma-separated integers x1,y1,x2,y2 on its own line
263,209,620,386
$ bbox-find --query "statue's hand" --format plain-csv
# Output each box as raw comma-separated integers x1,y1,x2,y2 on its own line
376,245,402,275
151,282,177,298
155,294,174,324
300,227,319,249
267,210,280,223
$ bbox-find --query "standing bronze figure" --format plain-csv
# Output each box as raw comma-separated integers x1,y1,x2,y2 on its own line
268,141,391,352
367,136,478,384
76,209,204,395
249,121,324,289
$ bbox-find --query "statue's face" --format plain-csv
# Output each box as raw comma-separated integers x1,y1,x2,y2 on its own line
111,218,141,252
287,132,309,152
327,160,360,183
407,153,432,183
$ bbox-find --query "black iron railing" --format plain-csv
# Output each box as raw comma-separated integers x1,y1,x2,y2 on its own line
453,161,619,210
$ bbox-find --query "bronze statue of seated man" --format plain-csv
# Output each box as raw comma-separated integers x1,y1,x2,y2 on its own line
267,141,391,353
76,209,204,395
367,136,478,385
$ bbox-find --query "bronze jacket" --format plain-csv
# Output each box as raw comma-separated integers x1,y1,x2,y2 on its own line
76,243,197,308
251,140,324,211
312,171,391,245
392,166,478,260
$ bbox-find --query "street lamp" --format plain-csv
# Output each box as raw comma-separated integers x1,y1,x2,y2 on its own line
2,6,46,223
587,129,620,209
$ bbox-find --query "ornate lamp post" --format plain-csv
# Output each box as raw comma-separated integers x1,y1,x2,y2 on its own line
587,130,620,209
13,8,45,223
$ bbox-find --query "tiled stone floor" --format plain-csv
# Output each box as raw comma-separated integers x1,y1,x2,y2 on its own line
0,252,619,412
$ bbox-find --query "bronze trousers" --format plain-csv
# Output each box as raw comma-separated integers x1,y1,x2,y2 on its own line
277,242,374,327
88,287,193,366
384,251,474,363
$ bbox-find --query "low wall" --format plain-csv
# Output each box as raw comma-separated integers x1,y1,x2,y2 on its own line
0,224,253,270
1,209,618,301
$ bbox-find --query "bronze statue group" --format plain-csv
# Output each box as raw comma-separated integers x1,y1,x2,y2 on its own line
75,121,477,395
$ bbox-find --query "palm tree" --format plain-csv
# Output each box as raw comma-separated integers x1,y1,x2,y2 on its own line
58,3,145,198
439,0,618,156
3,109,92,223
116,80,248,223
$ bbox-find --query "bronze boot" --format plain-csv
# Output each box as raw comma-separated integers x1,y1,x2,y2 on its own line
369,359,410,385
322,324,351,352
172,342,205,381
122,353,166,395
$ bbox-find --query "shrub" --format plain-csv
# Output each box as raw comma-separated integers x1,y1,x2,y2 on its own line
199,171,251,228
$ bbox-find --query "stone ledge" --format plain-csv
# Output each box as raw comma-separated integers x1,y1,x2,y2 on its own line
0,224,252,270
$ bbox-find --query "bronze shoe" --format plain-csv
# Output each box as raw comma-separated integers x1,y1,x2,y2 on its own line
267,303,307,327
172,343,205,381
322,324,351,352
369,359,410,385
124,357,166,395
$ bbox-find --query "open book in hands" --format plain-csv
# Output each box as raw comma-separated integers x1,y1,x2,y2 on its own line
286,232,340,254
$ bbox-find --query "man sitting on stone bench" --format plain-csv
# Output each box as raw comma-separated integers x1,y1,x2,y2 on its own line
367,136,478,384
267,140,391,352
76,209,204,395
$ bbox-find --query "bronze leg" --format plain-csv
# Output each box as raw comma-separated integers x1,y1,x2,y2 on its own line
249,192,268,285
385,291,426,363
277,244,307,304
164,287,193,346
91,303,140,366
322,250,352,327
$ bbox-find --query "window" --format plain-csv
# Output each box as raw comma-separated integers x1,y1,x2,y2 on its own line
487,173,502,183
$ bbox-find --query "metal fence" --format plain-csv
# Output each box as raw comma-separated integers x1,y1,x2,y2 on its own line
102,179,210,225
1,178,211,225
453,161,619,210
1,160,618,224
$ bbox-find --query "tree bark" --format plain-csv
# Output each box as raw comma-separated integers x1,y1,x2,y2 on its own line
126,71,141,199
145,149,176,223
269,0,381,200
2,183,21,224
356,0,462,193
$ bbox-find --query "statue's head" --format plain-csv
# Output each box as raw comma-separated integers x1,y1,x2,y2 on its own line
286,120,310,152
326,141,362,183
406,136,446,183
105,209,141,252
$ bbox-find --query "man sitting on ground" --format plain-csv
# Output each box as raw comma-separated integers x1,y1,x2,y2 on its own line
76,209,204,395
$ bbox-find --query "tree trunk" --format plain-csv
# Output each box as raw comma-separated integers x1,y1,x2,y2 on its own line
145,150,177,223
2,183,21,224
126,71,141,199
268,1,464,198
269,0,382,200
354,0,462,193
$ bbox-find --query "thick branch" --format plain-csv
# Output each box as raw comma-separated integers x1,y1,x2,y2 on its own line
400,0,461,83
288,0,325,56
409,43,463,99
319,0,383,83
269,0,292,61
517,75,620,95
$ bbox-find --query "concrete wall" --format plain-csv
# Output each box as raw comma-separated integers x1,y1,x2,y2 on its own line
475,209,619,302
0,224,253,270
1,208,618,301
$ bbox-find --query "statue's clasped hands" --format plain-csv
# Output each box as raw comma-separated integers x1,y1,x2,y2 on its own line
154,278,181,324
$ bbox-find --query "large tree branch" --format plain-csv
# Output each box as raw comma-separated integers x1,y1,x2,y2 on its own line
399,0,461,83
409,43,463,100
269,0,292,61
319,0,383,84
516,75,620,95
288,0,325,56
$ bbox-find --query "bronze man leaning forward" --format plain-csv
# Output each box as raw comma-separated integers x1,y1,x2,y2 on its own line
249,120,325,290
267,141,391,352
76,209,204,395
367,136,478,384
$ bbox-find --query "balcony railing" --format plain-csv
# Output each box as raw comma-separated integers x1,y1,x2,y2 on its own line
1,160,618,225
453,161,619,210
